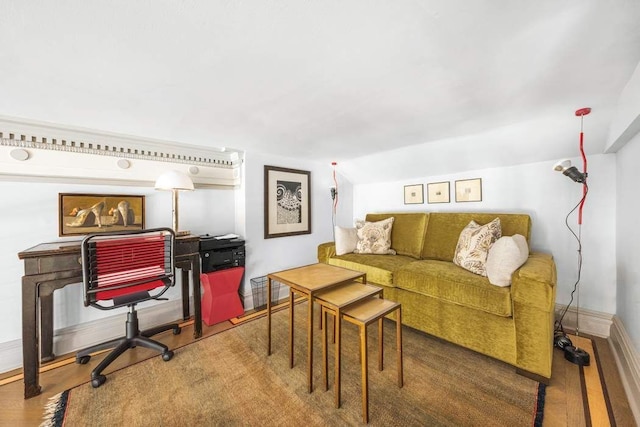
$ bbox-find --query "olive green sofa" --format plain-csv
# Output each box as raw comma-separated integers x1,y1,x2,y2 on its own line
318,212,557,383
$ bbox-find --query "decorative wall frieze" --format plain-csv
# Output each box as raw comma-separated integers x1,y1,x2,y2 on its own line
0,116,243,187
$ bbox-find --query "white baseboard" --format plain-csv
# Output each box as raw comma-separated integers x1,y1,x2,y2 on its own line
0,299,184,374
608,316,640,425
554,303,613,338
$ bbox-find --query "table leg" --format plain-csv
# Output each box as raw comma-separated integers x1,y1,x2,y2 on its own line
38,290,55,363
22,277,41,399
191,254,202,339
360,323,369,424
334,309,342,408
289,288,294,367
397,307,404,388
267,277,272,356
181,269,190,320
322,307,328,391
307,293,314,393
378,317,384,371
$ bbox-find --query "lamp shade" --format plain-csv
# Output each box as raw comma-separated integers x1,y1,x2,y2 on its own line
552,159,586,183
155,170,194,191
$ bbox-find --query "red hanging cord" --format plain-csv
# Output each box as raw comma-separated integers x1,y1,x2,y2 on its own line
575,108,590,225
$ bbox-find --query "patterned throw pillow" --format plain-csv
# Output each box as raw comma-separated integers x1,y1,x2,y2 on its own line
354,217,397,255
453,218,502,276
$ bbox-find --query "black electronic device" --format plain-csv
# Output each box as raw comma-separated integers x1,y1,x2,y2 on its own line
554,331,590,366
199,235,245,273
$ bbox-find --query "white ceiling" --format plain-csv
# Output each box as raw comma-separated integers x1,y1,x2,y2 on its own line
1,1,640,183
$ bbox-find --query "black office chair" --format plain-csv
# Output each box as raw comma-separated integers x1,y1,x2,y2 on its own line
75,228,181,388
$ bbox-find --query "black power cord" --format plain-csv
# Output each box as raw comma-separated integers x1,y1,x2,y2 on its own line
554,183,590,366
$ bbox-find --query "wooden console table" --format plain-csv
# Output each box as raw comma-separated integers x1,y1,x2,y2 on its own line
18,234,202,399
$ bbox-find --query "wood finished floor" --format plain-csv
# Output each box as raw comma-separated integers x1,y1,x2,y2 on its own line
0,316,635,427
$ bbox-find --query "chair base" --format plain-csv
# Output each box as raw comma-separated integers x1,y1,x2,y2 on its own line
76,307,180,388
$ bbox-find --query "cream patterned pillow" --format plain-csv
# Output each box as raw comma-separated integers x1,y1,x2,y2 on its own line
453,218,502,276
354,217,397,255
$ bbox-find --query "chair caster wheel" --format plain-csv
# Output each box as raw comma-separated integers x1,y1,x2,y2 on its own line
162,350,174,361
77,355,91,365
91,375,107,388
173,326,182,335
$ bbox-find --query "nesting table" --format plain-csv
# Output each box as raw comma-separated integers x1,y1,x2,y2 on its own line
266,263,366,393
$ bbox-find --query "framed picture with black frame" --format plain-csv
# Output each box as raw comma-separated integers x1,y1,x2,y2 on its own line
264,165,311,238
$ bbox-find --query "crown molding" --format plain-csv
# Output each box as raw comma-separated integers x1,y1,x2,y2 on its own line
0,115,242,188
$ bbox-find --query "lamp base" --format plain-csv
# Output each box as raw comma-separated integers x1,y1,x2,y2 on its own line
176,230,191,237
564,346,590,366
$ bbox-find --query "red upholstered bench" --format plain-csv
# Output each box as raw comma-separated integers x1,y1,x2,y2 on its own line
200,267,245,326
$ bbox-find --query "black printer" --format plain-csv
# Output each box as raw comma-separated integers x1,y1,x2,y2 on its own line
199,235,246,273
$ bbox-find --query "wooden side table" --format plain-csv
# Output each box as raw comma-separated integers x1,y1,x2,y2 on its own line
314,281,383,408
266,263,366,393
325,297,403,424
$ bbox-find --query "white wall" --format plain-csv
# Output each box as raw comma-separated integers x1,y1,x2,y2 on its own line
352,154,617,315
616,133,640,353
0,179,236,347
240,152,353,304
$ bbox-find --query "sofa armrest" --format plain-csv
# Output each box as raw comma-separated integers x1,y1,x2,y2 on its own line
318,242,336,264
511,252,557,312
511,251,557,380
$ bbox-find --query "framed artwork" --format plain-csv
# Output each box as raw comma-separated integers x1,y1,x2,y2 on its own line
455,178,483,202
59,193,145,237
264,166,311,239
404,184,424,204
427,181,450,204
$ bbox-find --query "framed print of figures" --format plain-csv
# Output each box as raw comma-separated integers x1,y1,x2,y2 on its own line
404,184,424,204
455,178,482,202
427,181,450,204
59,193,145,237
264,166,311,238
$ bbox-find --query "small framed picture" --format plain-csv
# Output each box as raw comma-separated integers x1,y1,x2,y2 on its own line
404,184,424,204
455,178,482,202
264,165,311,239
427,181,450,204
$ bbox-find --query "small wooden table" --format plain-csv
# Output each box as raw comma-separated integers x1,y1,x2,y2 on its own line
315,281,383,408
266,263,366,393
338,297,403,424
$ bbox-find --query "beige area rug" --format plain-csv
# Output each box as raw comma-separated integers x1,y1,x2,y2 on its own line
42,302,545,426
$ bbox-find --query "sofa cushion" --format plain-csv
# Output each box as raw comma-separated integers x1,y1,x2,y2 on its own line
422,213,531,261
366,213,429,259
486,234,529,287
453,218,502,276
327,253,417,287
396,260,513,317
354,217,396,255
334,226,358,255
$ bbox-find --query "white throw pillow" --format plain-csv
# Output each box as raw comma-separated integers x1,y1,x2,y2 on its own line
486,234,529,287
453,218,502,276
334,226,358,255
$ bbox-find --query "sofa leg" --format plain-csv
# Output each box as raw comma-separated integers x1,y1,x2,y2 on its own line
516,368,550,385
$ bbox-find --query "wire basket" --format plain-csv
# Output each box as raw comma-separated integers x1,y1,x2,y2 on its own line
250,276,281,310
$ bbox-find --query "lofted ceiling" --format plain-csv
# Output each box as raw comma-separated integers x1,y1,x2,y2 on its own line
1,1,640,183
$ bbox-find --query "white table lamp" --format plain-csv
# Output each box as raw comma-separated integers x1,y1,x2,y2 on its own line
155,170,194,236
